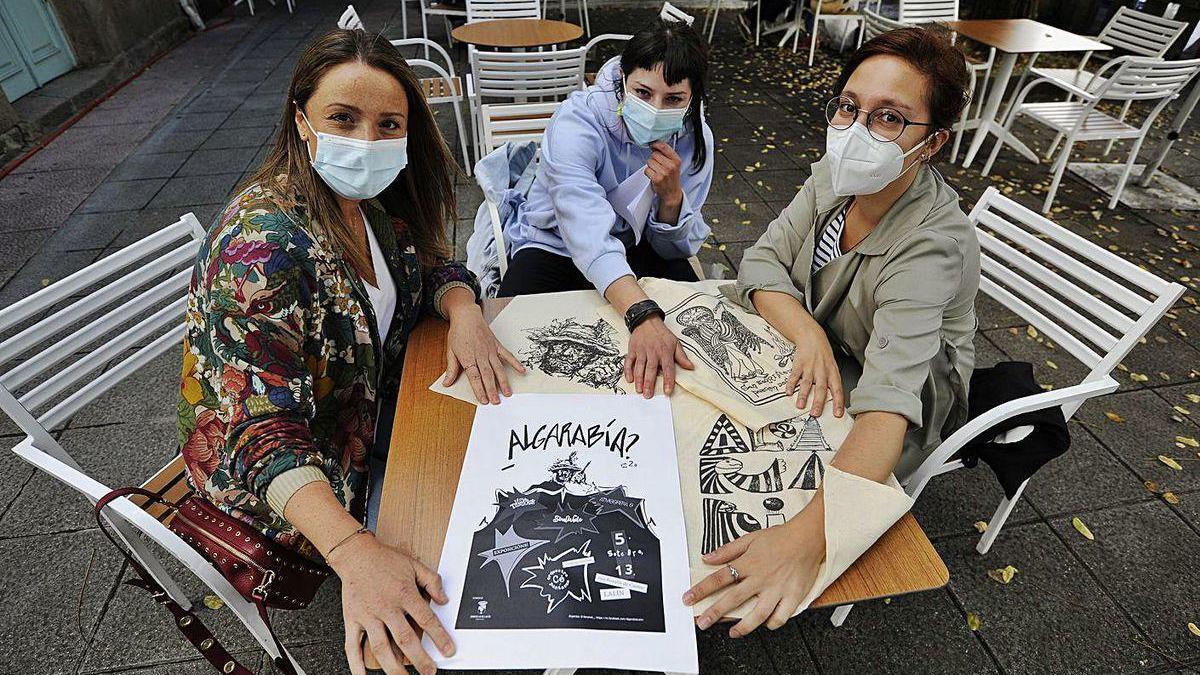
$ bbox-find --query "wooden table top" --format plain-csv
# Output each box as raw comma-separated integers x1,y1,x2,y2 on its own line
450,18,583,48
376,303,949,614
945,19,1112,54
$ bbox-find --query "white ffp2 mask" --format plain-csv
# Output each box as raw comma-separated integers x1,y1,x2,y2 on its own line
825,123,930,197
302,111,408,200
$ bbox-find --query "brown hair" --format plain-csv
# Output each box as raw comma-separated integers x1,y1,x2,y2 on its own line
834,26,970,137
240,29,457,273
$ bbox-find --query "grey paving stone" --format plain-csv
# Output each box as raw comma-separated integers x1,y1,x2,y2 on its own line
76,179,169,214
107,151,191,181
1049,502,1200,663
183,94,249,115
136,129,214,155
0,417,178,538
1024,425,1153,519
199,126,276,151
220,110,282,130
0,168,96,232
716,142,799,173
456,183,484,220
0,447,34,520
148,173,242,210
109,205,223,249
793,590,999,675
706,171,758,205
177,146,261,177
693,625,781,675
911,456,1040,540
706,200,774,244
258,641,350,675
1074,391,1200,492
976,292,1026,331
0,529,125,675
744,168,804,202
81,653,263,674
939,522,1165,675
0,227,53,288
169,111,232,132
40,211,127,251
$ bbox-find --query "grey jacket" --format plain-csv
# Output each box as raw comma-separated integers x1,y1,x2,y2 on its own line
723,157,980,480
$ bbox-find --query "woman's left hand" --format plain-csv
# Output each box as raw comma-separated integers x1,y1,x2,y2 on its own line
443,305,525,404
683,512,826,637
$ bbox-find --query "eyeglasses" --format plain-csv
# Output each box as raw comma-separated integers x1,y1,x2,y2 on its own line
825,96,934,143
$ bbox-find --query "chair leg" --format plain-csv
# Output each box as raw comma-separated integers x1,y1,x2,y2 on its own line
831,604,853,626
1044,132,1064,161
951,69,977,163
1042,137,1076,215
1104,101,1132,157
976,477,1030,554
452,99,472,176
754,0,762,45
709,0,721,42
401,0,408,38
581,0,590,36
227,593,308,675
421,11,431,60
806,19,817,65
981,121,1011,176
1110,133,1147,210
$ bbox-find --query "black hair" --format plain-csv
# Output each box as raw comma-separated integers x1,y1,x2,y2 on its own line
618,17,710,172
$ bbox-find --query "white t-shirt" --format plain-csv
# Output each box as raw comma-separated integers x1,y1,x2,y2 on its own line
360,208,397,345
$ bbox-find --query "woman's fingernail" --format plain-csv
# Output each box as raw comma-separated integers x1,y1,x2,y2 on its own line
697,616,711,630
730,628,741,639
683,592,694,605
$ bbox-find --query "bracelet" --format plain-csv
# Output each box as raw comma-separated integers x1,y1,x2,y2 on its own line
624,299,665,332
325,525,371,560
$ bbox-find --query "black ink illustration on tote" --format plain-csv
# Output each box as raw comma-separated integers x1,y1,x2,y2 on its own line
697,413,835,552
521,318,626,392
664,292,795,406
458,452,665,632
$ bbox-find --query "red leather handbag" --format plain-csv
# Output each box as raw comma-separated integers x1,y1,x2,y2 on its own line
95,487,331,675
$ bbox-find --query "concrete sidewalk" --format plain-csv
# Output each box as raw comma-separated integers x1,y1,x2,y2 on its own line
0,1,1198,673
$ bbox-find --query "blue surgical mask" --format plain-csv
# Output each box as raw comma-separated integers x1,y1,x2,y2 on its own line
619,89,688,146
301,110,408,200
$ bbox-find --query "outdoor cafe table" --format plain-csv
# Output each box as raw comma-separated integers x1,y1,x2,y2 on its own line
451,18,583,48
375,298,950,628
946,19,1112,169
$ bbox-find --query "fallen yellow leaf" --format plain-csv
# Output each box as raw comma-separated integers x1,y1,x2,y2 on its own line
987,565,1019,584
1174,406,1191,416
1130,373,1149,383
967,612,982,631
1145,480,1160,493
1189,622,1200,637
1163,491,1180,505
203,595,225,610
1072,517,1095,540
1105,411,1125,423
1159,455,1184,471
1186,393,1200,403
1046,360,1059,370
1026,326,1039,339
1176,436,1199,448
974,520,989,533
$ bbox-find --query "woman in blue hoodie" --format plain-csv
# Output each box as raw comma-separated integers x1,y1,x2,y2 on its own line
497,18,715,399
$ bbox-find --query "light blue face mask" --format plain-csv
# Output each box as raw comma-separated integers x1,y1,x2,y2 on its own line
301,110,408,200
619,88,688,146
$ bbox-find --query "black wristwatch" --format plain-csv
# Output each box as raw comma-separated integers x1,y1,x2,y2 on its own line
624,299,665,332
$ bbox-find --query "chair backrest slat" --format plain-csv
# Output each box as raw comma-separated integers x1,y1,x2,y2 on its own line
862,10,909,41
466,0,540,21
897,0,957,22
1094,56,1200,102
471,47,587,100
480,101,560,155
969,188,1184,380
1099,6,1187,57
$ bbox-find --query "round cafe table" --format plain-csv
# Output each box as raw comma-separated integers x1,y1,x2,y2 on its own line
451,18,583,49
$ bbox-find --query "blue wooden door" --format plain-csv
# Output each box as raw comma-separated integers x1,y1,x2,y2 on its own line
0,0,75,102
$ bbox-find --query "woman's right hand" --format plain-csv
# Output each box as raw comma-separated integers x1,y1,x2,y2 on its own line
786,322,844,418
330,533,454,675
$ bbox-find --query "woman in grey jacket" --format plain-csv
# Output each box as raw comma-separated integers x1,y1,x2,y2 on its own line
685,28,980,636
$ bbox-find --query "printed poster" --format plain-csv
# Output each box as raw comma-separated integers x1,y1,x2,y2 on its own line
426,393,698,673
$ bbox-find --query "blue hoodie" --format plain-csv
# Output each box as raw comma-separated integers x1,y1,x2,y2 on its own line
503,57,714,294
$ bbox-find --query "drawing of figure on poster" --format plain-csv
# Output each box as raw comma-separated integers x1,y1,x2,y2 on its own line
521,318,625,392
457,450,666,631
696,412,839,554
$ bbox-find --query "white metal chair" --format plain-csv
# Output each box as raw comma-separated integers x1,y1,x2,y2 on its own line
582,32,632,86
478,101,560,157
547,0,592,37
829,186,1184,627
982,55,1200,213
234,0,295,15
395,40,475,176
1008,6,1187,156
466,45,587,161
858,7,907,43
466,0,542,22
772,0,880,66
421,0,469,53
0,214,310,673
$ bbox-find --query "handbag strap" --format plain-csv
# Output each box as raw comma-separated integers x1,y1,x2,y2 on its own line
93,487,299,675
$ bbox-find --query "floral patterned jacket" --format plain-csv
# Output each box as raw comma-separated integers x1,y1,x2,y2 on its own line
179,183,477,555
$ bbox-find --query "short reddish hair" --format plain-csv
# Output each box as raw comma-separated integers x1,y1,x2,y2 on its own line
835,27,970,132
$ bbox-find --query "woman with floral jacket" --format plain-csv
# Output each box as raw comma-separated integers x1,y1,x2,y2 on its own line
179,30,521,675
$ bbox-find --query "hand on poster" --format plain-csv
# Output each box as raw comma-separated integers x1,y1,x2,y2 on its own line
685,504,826,636
785,319,845,418
330,535,454,675
442,302,527,405
625,313,694,398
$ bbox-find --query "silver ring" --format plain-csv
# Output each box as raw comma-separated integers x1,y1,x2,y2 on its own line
728,565,740,582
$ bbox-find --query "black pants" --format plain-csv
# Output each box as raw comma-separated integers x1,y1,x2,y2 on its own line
496,238,698,297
